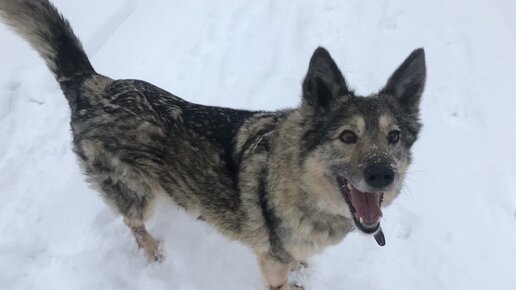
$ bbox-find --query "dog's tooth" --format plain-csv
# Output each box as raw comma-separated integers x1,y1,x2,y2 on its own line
359,217,364,224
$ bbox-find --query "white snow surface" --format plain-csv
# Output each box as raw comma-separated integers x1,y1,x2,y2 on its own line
1,0,515,289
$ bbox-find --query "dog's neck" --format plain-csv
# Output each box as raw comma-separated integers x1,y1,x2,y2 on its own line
264,110,353,260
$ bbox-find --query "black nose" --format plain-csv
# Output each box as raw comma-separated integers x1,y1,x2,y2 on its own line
364,164,395,188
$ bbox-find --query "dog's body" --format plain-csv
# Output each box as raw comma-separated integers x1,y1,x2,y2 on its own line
0,1,425,289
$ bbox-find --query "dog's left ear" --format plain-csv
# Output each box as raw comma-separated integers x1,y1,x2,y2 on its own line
302,47,350,113
381,48,426,116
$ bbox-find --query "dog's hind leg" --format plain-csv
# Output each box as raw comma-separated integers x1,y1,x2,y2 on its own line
96,175,163,262
124,217,163,262
118,193,162,262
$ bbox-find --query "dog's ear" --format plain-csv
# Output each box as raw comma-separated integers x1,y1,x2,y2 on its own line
381,48,426,116
302,47,350,113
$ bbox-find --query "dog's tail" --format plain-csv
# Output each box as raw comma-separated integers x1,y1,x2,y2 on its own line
0,0,95,82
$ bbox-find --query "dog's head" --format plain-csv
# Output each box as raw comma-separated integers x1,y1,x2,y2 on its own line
298,47,425,234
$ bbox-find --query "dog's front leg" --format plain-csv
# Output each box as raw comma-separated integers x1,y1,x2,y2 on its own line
289,260,308,272
258,253,304,290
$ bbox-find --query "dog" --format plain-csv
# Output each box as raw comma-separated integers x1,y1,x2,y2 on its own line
0,0,425,289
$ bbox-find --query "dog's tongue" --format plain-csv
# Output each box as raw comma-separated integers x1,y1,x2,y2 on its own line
349,187,382,225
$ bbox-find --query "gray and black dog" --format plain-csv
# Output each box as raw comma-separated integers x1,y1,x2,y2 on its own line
0,0,425,289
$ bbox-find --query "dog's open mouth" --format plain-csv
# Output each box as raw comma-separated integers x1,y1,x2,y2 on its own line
337,176,383,234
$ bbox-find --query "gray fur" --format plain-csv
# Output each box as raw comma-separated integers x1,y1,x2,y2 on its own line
0,0,93,80
0,1,425,289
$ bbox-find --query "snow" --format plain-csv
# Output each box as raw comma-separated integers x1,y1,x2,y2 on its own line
1,0,515,289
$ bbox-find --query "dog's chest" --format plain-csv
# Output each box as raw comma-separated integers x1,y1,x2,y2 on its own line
281,214,353,260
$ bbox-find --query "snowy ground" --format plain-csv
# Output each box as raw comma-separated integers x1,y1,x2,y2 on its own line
1,0,515,289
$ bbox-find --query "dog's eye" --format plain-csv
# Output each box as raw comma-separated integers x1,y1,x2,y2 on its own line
340,130,357,144
388,130,401,144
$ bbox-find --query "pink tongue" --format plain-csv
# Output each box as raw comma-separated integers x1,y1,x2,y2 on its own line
349,187,382,225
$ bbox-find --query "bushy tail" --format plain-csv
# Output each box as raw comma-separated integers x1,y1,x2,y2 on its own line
0,0,95,80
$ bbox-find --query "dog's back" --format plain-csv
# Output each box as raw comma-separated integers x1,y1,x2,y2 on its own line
0,0,267,244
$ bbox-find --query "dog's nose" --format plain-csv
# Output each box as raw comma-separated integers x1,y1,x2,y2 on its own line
364,164,395,188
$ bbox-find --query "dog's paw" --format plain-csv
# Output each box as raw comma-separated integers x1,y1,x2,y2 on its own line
290,283,304,290
144,239,164,263
270,283,304,290
290,260,308,272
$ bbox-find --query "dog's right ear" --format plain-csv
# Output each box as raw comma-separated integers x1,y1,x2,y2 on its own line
302,47,350,113
381,48,426,117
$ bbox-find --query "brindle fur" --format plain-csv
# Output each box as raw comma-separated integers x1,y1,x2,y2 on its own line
0,1,425,289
